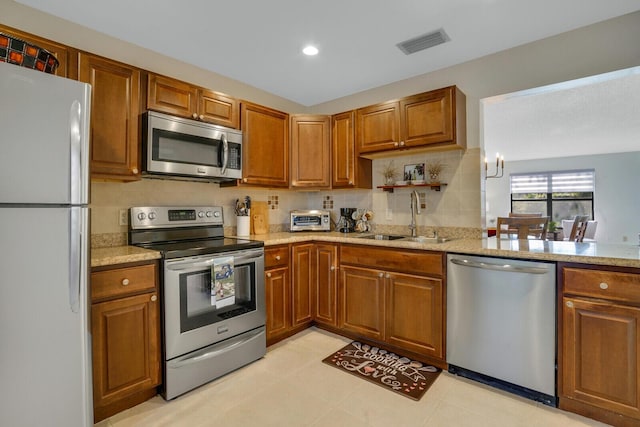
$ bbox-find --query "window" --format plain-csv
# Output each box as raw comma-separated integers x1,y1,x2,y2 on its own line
510,169,594,221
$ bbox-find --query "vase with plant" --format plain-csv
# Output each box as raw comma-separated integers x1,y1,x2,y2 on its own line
426,160,446,183
380,160,399,185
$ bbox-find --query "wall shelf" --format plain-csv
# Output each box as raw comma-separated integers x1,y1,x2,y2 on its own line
377,183,447,193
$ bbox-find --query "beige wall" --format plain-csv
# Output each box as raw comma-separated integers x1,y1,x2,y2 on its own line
3,2,640,237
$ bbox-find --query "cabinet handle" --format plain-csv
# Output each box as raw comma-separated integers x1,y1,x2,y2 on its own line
192,113,198,119
275,255,281,261
266,272,272,278
566,301,574,308
131,167,139,174
599,282,609,290
121,278,130,286
150,295,157,302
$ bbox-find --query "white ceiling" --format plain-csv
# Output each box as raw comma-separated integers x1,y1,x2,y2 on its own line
14,0,640,106
483,67,640,161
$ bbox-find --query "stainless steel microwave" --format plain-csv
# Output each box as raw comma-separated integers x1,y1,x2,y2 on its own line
142,111,242,182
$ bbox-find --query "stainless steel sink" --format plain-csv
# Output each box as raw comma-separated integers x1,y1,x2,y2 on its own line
357,234,407,241
357,234,454,243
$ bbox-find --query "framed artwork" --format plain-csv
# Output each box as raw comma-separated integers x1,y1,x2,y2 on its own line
403,163,425,181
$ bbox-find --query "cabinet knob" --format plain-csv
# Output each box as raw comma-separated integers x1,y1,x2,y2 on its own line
266,272,272,278
378,272,384,278
393,142,399,147
121,278,130,286
199,115,204,120
131,168,139,174
192,113,198,119
599,282,609,290
566,301,574,308
330,266,336,271
385,273,391,279
150,295,157,302
399,141,405,146
348,181,354,185
243,178,248,183
275,255,281,261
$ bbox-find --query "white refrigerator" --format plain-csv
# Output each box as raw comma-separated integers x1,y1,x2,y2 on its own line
0,62,93,426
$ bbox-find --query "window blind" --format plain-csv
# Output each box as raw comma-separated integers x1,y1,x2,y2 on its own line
510,169,595,193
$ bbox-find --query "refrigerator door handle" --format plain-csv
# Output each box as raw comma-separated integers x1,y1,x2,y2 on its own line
69,207,81,313
69,100,82,205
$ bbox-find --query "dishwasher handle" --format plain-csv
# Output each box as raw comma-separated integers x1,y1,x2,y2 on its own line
449,257,550,274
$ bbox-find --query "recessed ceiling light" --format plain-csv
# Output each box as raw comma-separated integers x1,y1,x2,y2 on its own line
302,45,319,56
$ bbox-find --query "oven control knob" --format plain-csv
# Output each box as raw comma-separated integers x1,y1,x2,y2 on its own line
206,211,213,217
148,212,157,220
198,211,205,218
137,212,146,221
213,211,221,218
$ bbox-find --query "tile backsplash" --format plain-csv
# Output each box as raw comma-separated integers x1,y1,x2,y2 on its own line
91,148,482,246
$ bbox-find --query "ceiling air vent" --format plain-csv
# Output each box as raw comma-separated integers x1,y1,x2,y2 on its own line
397,29,450,55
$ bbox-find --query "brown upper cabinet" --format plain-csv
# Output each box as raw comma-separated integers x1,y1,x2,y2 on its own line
147,73,239,129
356,86,466,156
77,52,142,181
0,24,75,78
332,111,372,189
290,115,331,189
239,102,289,187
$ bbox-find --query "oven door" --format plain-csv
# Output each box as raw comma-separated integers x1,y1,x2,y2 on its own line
163,248,264,360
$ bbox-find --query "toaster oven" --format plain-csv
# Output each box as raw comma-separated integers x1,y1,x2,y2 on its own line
290,210,331,232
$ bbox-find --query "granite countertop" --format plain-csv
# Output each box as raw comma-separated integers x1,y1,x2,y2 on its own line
91,231,640,269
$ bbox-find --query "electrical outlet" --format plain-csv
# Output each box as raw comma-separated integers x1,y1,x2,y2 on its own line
385,208,393,220
119,209,128,226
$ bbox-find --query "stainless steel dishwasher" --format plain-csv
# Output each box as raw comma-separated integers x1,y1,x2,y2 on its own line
446,254,557,406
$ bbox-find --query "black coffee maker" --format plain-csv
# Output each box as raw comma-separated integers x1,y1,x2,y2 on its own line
337,208,356,233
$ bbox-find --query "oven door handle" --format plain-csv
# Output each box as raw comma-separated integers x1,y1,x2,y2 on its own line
167,327,264,368
166,259,216,271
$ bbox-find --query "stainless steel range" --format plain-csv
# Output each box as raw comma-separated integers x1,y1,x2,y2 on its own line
129,206,266,400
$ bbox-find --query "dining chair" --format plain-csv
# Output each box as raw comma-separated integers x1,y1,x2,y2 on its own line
566,215,590,242
496,216,550,240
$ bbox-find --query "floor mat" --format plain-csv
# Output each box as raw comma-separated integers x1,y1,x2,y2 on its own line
322,341,441,401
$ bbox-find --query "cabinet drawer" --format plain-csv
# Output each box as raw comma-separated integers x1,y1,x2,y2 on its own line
92,263,157,301
265,245,289,269
563,267,640,303
340,244,443,276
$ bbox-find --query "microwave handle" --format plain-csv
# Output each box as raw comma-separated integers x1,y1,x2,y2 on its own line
221,134,228,175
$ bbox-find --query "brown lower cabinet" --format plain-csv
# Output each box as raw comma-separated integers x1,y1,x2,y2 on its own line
91,261,161,423
339,244,445,364
559,263,640,426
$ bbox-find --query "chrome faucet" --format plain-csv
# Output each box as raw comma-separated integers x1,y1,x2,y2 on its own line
409,190,421,237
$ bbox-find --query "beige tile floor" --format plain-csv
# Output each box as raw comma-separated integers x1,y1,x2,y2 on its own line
96,327,610,427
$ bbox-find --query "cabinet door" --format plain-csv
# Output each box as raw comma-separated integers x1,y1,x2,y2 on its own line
332,111,372,189
561,297,640,420
0,24,75,78
265,267,290,341
290,115,331,189
147,73,198,118
386,272,443,359
198,89,239,129
291,243,314,326
241,102,289,187
400,87,454,148
356,101,400,154
92,292,160,409
314,243,338,327
339,265,385,341
78,53,141,181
